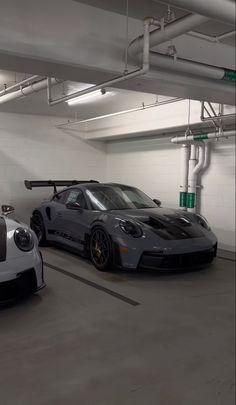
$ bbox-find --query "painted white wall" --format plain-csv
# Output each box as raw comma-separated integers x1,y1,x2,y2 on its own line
0,112,106,222
107,137,235,252
84,99,202,140
84,100,236,141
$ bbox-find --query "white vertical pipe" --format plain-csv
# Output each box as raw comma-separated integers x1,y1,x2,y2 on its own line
187,144,197,211
179,144,189,210
188,143,205,212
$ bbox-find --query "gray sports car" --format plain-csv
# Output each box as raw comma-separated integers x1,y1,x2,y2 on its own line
25,180,217,271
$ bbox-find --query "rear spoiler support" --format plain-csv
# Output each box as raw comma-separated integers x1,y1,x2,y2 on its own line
24,180,99,194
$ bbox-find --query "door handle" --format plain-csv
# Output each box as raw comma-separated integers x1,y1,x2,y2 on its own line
56,213,63,218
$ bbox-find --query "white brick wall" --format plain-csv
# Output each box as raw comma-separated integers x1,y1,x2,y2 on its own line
0,112,106,222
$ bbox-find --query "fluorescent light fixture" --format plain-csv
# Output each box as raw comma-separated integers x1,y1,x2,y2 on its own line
67,89,107,106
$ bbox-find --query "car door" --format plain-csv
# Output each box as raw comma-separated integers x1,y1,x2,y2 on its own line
58,188,91,252
46,189,69,244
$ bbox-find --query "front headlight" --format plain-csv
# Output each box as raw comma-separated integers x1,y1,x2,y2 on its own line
196,214,211,231
119,220,143,238
14,228,35,252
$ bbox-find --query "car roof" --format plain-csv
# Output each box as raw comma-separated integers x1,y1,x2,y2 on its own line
61,182,135,192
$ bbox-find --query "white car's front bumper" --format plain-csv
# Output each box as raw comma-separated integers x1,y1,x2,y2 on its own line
0,250,45,302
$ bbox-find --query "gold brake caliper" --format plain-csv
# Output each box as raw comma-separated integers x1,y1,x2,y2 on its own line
95,241,101,257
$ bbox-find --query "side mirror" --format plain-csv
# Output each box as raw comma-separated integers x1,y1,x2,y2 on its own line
2,205,15,216
153,199,162,207
66,202,82,210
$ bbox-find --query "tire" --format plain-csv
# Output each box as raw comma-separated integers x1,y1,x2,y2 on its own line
90,227,113,271
31,212,48,247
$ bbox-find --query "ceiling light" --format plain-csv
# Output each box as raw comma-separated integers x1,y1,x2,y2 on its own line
67,89,107,106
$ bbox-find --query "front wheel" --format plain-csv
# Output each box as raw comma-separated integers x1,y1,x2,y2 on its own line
31,212,48,247
90,227,112,271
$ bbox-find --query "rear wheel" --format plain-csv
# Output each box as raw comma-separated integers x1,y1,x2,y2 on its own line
31,212,48,247
90,227,112,271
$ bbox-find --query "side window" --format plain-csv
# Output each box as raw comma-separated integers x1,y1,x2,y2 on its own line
52,190,68,204
65,189,88,209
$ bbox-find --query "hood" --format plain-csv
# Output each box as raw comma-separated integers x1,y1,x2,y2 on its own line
111,208,205,240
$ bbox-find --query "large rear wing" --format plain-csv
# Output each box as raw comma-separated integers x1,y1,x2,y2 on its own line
24,180,99,193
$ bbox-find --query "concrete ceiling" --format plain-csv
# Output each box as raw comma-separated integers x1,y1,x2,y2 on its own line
75,0,236,45
0,0,235,107
73,0,185,20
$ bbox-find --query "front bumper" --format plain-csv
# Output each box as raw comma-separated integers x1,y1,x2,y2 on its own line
0,254,45,303
0,268,41,303
138,244,217,271
112,229,218,270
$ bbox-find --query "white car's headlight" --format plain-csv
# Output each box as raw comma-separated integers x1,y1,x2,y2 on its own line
14,228,35,252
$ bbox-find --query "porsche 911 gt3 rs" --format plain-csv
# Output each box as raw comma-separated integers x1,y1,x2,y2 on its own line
26,180,218,272
0,205,45,303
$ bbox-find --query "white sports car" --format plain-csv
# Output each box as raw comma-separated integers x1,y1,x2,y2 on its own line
0,205,45,303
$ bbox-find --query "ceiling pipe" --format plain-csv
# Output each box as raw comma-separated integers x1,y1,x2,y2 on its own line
0,75,40,96
201,113,236,122
130,13,208,53
217,30,236,41
200,102,236,122
171,130,236,143
47,17,154,107
156,0,236,26
0,78,58,104
149,53,235,81
187,30,236,44
56,97,183,128
129,15,236,84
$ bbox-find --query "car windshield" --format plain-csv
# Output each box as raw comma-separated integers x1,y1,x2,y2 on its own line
85,185,157,211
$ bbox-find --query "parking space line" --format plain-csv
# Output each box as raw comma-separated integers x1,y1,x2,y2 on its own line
217,256,235,263
44,262,141,307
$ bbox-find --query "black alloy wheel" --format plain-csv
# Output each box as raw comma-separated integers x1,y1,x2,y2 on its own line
31,212,47,246
90,227,112,271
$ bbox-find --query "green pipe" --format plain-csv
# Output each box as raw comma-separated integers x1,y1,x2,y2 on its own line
193,134,209,141
187,193,195,209
223,69,236,81
179,191,187,208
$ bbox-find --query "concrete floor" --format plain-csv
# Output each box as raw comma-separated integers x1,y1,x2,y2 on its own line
0,248,235,405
